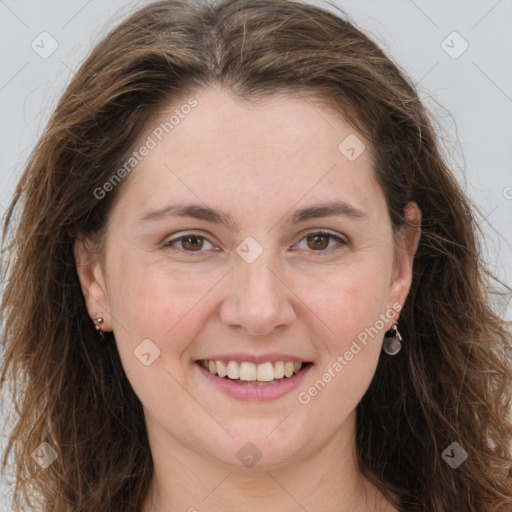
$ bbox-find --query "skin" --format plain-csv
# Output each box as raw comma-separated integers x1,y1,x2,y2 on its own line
75,85,421,512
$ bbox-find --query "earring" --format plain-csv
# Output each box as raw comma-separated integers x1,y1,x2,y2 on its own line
382,323,402,355
94,317,104,331
93,317,105,338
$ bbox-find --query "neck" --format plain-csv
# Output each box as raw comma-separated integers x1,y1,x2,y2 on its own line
141,411,397,512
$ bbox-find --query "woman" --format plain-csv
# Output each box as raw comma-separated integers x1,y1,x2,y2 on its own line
1,0,511,511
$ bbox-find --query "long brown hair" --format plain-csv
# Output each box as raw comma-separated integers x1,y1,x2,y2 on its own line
1,1,511,510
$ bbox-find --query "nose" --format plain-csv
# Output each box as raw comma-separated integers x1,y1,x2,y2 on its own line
219,256,296,336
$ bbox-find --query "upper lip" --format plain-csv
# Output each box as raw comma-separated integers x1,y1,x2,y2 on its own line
196,353,312,364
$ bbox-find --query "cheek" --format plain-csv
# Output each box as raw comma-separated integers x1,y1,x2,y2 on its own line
109,246,393,338
107,239,393,386
293,266,391,419
299,255,393,346
105,248,224,365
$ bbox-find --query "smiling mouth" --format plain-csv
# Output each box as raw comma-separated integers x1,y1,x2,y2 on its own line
196,359,313,385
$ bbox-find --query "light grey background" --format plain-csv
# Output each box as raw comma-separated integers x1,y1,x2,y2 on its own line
1,0,511,509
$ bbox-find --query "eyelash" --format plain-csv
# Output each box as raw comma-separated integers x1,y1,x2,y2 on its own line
161,230,347,257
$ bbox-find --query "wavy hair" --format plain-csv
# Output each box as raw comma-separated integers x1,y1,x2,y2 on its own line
1,0,511,511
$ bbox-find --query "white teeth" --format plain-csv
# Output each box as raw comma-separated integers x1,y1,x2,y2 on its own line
208,360,218,375
216,361,228,378
227,361,239,380
256,362,274,382
200,359,305,382
284,362,294,378
274,361,285,379
239,362,257,381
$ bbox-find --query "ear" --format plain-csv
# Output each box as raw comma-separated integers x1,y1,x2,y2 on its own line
73,236,113,331
387,201,422,318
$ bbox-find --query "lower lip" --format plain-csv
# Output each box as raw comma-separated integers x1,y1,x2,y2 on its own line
195,362,313,402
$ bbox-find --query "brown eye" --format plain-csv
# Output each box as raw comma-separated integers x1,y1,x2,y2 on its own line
163,233,215,255
306,233,330,250
181,235,204,251
293,231,347,254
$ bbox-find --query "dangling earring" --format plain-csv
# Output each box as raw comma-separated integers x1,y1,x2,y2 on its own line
382,323,402,355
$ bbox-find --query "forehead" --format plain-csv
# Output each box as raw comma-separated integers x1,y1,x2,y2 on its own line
112,87,382,221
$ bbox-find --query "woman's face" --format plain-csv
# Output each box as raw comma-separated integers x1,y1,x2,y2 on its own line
76,86,419,470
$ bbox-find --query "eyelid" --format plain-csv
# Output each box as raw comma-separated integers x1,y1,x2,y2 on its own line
161,231,219,256
162,229,348,256
297,228,347,242
291,229,348,254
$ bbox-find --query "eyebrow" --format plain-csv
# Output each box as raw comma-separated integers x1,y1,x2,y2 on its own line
137,200,367,231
